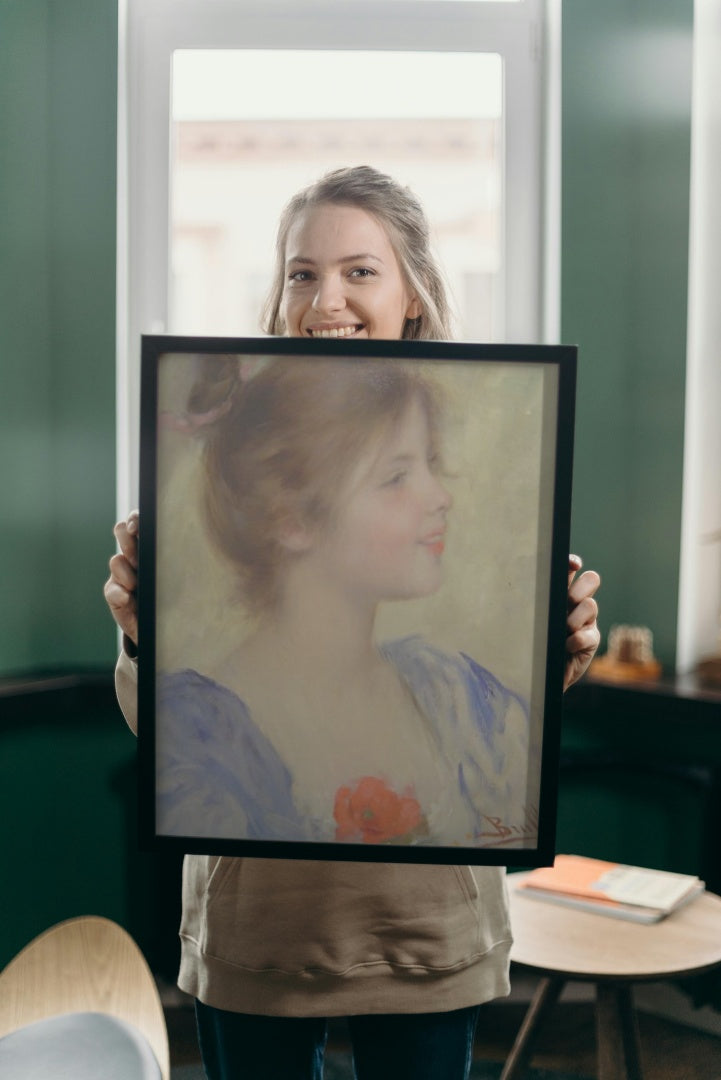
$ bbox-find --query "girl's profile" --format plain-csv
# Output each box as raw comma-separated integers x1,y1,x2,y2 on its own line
148,343,563,856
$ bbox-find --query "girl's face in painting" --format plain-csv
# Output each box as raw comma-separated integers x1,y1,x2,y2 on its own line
313,396,452,605
281,203,421,340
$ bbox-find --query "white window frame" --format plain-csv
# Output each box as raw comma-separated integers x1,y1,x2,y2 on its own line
116,0,558,512
676,0,721,674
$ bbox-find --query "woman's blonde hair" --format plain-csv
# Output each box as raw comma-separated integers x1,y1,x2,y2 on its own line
262,165,454,341
191,355,444,612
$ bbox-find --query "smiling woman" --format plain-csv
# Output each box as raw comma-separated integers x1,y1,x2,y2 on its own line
168,46,503,344
109,142,594,1080
263,167,451,341
282,205,421,340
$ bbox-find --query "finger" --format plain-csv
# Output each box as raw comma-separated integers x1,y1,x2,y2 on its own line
108,552,137,593
566,623,601,657
566,594,599,634
568,568,601,607
103,580,138,641
103,577,132,612
567,553,583,589
113,519,139,568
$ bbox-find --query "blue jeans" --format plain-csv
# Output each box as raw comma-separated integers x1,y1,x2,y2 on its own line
195,1000,481,1080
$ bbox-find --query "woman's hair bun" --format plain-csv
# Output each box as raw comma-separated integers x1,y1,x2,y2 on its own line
186,354,240,423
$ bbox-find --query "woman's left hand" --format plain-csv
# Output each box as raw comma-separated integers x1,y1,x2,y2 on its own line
564,555,601,691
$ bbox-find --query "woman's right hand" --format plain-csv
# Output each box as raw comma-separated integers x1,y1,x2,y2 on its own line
104,510,139,647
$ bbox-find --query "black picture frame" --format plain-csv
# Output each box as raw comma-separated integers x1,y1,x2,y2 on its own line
138,335,576,865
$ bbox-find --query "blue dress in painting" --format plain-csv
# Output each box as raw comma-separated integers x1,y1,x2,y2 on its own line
155,636,537,849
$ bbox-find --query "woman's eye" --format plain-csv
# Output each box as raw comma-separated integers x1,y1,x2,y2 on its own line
427,452,443,474
384,470,407,487
349,267,375,279
288,270,313,283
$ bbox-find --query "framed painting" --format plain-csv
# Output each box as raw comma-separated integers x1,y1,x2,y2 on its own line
137,336,576,865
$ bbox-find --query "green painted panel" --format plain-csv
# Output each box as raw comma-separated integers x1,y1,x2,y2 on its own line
0,689,132,967
46,0,118,668
0,2,55,668
558,686,721,885
0,0,118,674
556,771,708,877
562,0,693,669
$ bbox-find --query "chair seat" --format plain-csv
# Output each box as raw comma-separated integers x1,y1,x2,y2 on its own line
0,1011,162,1079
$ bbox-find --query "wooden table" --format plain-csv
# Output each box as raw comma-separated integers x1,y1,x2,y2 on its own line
502,874,721,1080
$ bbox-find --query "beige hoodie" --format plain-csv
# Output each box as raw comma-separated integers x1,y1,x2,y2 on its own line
116,650,512,1016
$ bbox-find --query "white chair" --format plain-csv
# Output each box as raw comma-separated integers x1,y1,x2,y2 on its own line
0,915,170,1079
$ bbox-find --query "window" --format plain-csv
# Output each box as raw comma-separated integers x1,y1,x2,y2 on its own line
118,0,556,509
169,49,503,340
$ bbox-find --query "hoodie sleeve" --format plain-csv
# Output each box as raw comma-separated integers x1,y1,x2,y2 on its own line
115,646,139,736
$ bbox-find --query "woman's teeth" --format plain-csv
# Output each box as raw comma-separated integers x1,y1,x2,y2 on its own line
310,325,360,338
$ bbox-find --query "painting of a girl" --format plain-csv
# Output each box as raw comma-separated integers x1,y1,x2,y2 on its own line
154,352,538,849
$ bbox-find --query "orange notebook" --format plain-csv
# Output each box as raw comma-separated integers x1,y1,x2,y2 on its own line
516,854,704,923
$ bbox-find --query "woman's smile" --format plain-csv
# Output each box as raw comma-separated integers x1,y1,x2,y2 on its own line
420,532,446,558
307,323,365,339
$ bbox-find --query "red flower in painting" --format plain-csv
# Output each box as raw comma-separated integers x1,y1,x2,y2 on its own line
333,776,423,844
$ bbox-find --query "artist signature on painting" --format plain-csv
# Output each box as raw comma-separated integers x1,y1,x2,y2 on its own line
475,806,539,847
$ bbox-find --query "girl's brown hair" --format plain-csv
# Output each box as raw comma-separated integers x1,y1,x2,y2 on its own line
261,165,454,341
193,355,443,612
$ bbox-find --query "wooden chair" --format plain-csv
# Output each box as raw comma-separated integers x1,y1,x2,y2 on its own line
0,915,170,1079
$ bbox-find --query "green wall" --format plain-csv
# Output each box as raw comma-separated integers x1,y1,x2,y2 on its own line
562,0,693,669
0,2,695,674
0,0,118,675
1,686,133,966
0,0,130,970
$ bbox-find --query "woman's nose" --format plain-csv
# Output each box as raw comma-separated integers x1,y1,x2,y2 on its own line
313,274,345,314
429,474,452,514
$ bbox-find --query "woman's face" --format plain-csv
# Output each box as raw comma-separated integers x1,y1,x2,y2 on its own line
281,203,421,340
313,397,452,604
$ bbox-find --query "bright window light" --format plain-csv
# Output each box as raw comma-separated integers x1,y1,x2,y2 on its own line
172,50,502,121
170,50,504,341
